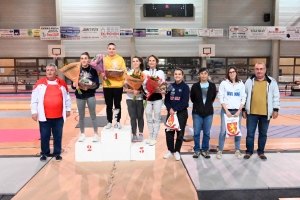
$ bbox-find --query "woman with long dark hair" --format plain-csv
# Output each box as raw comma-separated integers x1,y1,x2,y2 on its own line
216,67,246,159
124,56,145,142
72,52,100,142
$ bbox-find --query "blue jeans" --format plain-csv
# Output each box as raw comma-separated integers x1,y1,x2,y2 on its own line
246,114,270,155
193,114,213,152
218,108,241,151
39,117,64,157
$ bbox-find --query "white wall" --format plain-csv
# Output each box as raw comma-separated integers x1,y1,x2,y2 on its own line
0,0,59,57
207,0,273,57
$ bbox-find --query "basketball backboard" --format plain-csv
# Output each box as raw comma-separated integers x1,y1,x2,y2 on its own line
48,45,65,57
199,44,215,57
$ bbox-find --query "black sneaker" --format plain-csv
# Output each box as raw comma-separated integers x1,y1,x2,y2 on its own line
244,154,251,159
193,152,201,158
40,155,47,161
259,154,267,160
55,155,62,162
201,150,210,159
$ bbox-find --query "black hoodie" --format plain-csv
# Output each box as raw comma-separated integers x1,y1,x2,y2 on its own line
190,81,217,116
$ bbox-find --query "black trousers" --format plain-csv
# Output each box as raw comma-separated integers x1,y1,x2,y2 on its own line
103,88,123,123
165,109,188,153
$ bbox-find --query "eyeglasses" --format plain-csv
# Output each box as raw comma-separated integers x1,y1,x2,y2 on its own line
229,71,236,74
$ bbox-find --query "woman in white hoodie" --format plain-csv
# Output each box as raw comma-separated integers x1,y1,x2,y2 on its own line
217,67,246,159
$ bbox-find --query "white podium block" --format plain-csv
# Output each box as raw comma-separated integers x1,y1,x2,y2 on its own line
130,141,156,161
101,126,131,146
75,137,102,162
102,144,131,161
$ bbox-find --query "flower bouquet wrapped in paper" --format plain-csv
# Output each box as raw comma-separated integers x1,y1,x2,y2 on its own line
59,62,82,94
105,60,124,78
143,75,163,107
90,54,111,86
124,69,146,101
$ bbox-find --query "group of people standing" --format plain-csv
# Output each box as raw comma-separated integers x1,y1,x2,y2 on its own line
31,41,280,162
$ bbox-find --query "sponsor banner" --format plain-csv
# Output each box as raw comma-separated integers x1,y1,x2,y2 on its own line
229,26,248,39
40,26,60,40
248,26,286,40
145,28,172,37
99,26,120,39
80,27,100,40
184,28,199,37
60,26,80,40
285,26,300,40
120,28,133,37
209,29,223,37
0,29,14,38
197,29,209,37
172,29,184,37
133,29,146,37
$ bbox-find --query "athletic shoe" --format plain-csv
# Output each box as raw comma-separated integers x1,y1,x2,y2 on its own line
132,134,138,142
244,154,251,159
114,122,122,129
138,134,143,142
149,139,157,146
259,154,267,160
163,151,173,159
146,138,152,144
92,134,99,142
55,155,62,162
78,134,85,142
216,151,222,159
193,151,201,158
105,122,112,129
201,150,210,159
175,152,181,161
235,150,242,159
40,155,47,161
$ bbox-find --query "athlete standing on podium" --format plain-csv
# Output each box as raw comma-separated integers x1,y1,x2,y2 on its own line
100,43,126,129
124,56,145,142
72,52,100,142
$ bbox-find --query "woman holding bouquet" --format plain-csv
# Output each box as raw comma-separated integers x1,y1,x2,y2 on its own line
216,67,246,159
124,56,145,142
143,55,166,146
100,43,126,129
71,52,100,142
164,68,190,161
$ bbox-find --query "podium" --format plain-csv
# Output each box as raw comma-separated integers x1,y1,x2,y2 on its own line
75,126,156,162
75,137,102,162
101,126,131,161
131,141,155,161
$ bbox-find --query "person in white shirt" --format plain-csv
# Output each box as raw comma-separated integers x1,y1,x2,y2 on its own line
216,67,246,159
143,55,165,146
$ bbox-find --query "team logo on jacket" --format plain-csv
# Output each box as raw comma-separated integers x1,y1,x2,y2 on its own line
227,122,238,135
179,89,182,92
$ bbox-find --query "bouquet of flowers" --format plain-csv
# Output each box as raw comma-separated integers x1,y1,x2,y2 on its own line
124,69,146,101
106,60,124,78
59,62,82,94
89,54,111,86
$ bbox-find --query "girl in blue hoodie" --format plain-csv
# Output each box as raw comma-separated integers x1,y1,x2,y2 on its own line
164,68,190,161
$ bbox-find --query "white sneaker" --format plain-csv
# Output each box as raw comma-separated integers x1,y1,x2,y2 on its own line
216,151,222,159
78,134,85,142
114,122,122,129
175,152,181,161
105,123,112,129
92,134,99,142
146,138,152,144
235,150,242,159
163,151,173,159
149,139,157,146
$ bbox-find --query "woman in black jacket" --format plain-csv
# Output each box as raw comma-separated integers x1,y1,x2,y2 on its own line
190,68,217,159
